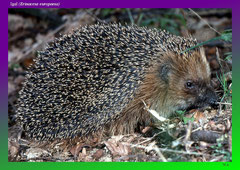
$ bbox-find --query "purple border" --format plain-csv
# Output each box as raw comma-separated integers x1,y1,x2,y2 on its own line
2,0,238,166
7,0,237,8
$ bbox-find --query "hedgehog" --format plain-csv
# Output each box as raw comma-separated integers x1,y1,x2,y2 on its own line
16,23,218,140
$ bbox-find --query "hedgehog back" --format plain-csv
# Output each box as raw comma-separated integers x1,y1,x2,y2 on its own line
17,24,197,140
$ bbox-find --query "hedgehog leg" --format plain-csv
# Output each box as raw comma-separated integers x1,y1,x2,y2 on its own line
104,101,152,136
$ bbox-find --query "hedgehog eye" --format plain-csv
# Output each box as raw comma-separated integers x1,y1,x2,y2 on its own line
185,80,195,89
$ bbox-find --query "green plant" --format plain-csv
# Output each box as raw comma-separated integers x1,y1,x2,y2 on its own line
175,110,194,124
224,52,232,61
140,12,186,35
182,29,232,53
210,135,231,161
216,71,232,103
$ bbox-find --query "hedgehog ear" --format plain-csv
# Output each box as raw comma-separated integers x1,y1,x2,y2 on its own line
159,63,172,84
199,47,211,77
199,47,207,62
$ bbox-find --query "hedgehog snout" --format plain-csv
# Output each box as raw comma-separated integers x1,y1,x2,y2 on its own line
194,86,218,109
204,87,218,109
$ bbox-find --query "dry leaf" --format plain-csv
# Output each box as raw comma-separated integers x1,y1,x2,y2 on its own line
93,149,104,160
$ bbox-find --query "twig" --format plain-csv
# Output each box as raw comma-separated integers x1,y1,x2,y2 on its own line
184,121,192,143
153,146,168,162
210,155,224,162
137,131,165,145
216,47,222,70
10,19,67,64
159,148,205,156
84,9,106,24
131,142,167,162
183,122,194,153
175,127,202,141
130,143,206,156
217,102,232,106
188,8,221,35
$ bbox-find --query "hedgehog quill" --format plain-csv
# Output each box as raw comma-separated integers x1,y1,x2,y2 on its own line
17,24,218,140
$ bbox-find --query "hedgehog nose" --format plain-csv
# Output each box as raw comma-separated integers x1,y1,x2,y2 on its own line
209,96,218,109
206,88,218,109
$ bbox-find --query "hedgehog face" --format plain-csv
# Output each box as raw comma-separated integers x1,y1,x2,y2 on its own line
173,78,218,111
157,50,218,114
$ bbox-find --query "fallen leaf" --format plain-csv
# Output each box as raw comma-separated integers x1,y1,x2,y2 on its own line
93,149,104,160
104,138,131,157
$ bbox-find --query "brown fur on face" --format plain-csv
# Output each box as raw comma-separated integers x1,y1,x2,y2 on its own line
106,49,217,135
